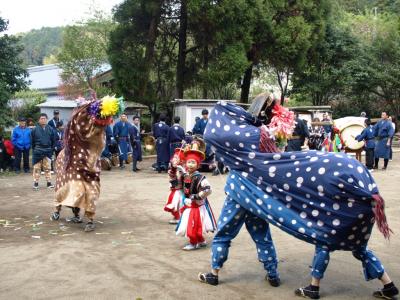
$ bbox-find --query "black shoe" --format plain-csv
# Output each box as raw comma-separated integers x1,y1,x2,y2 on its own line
47,182,55,189
66,216,83,223
84,222,95,232
382,167,387,170
373,285,399,299
295,286,320,299
33,182,39,190
50,211,60,221
198,272,218,286
266,275,281,287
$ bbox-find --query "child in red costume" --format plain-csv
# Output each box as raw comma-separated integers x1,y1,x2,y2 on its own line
164,148,186,224
175,143,217,250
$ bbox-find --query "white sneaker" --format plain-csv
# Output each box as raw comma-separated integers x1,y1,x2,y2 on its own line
168,219,179,225
368,169,374,173
182,244,197,251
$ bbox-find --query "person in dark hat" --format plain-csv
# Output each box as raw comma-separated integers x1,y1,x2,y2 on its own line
11,117,31,173
193,109,209,135
48,110,62,129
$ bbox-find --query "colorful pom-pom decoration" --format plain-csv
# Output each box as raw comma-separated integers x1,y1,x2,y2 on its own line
87,95,124,126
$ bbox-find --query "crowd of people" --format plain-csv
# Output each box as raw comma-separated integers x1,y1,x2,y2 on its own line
1,95,399,299
291,111,397,171
0,110,64,190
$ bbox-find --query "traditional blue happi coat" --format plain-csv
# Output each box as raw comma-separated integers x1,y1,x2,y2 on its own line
356,125,375,149
168,124,186,155
129,124,142,161
113,121,131,161
101,125,113,158
204,101,388,252
193,118,208,135
153,122,170,166
374,120,394,159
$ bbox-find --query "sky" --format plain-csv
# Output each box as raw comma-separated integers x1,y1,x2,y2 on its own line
0,0,124,34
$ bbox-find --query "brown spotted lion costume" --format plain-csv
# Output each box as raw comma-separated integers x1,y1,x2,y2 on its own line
52,101,107,231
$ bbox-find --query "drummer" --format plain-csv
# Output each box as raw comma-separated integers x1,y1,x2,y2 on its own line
287,113,309,151
356,119,375,171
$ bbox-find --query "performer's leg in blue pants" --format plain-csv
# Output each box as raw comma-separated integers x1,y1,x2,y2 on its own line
211,196,279,279
310,245,385,280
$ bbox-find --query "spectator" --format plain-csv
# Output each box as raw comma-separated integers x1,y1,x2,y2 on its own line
321,113,332,135
193,109,209,135
286,113,309,151
48,110,62,129
31,113,56,190
129,116,143,172
113,113,131,169
168,116,186,156
11,117,31,173
373,111,394,170
0,135,15,172
27,118,35,129
153,114,170,173
322,127,343,153
388,116,396,161
54,121,64,158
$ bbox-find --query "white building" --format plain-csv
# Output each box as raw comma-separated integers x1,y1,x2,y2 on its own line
172,99,236,132
27,64,64,102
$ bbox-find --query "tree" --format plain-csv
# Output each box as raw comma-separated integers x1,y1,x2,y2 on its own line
345,12,400,119
238,0,331,103
0,17,28,130
17,27,63,66
57,9,114,95
10,89,46,121
292,21,359,106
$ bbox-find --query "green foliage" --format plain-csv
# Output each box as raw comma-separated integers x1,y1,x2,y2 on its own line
0,17,28,130
292,20,359,106
57,10,115,95
11,89,46,121
17,27,63,66
108,0,172,117
344,12,400,118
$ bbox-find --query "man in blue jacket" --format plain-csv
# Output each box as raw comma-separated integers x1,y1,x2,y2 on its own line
153,114,170,173
192,109,209,135
356,118,375,171
374,111,394,170
12,117,31,173
168,116,186,155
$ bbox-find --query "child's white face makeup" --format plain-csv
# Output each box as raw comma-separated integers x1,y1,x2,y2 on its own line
186,159,198,173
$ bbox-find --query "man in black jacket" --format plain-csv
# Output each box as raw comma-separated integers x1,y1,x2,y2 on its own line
31,113,56,190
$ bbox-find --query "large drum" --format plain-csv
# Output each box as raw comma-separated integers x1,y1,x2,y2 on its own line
340,124,365,150
111,154,119,166
334,117,366,150
100,157,112,171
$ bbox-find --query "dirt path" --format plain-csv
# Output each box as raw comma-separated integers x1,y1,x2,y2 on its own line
0,155,399,300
